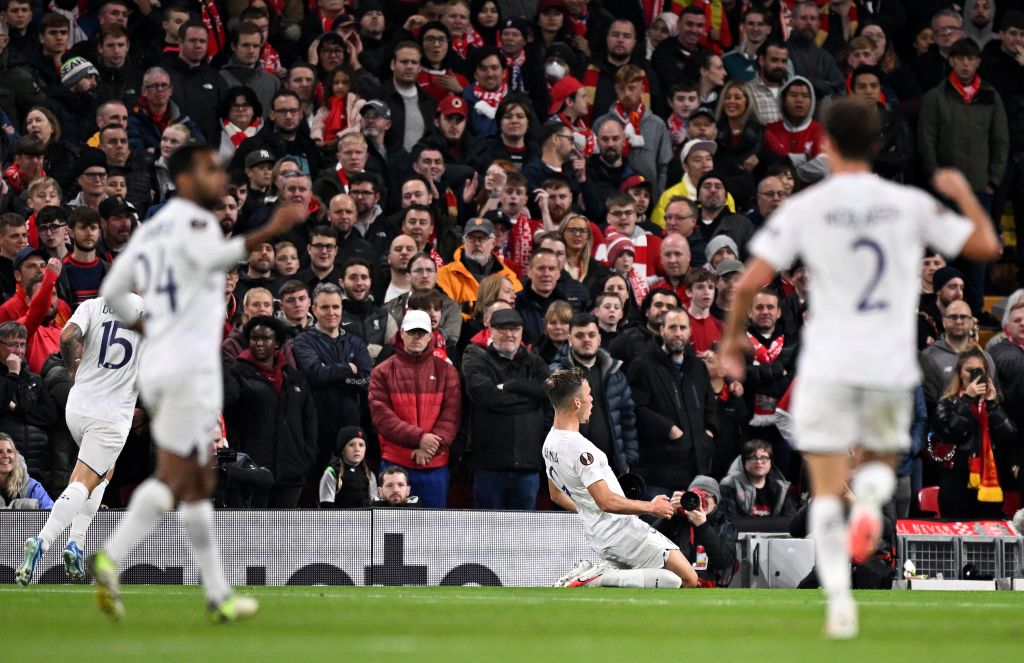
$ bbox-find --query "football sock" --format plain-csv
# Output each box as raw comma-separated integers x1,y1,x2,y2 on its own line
809,495,851,599
69,479,109,549
38,482,89,550
851,461,897,509
596,569,682,589
105,478,174,564
180,499,231,604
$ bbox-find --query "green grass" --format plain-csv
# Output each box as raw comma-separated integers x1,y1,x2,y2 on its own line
3,585,1022,661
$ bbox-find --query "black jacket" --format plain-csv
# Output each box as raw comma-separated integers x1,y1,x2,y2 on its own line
0,365,58,487
223,356,319,484
933,395,1017,457
341,296,392,357
626,346,716,488
462,343,551,471
162,55,228,150
229,122,325,181
981,39,1024,154
95,60,144,109
353,73,437,153
656,500,738,584
608,324,660,367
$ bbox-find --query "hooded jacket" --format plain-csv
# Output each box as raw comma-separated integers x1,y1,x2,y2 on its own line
963,0,998,48
763,76,827,184
437,247,523,319
719,455,794,517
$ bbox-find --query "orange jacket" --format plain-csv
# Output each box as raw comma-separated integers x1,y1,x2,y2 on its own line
437,247,522,320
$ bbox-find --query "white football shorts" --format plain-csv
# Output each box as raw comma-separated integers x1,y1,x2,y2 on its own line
141,374,221,466
792,379,913,455
595,520,679,570
66,411,130,476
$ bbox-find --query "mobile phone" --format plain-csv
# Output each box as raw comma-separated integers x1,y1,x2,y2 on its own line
967,367,985,384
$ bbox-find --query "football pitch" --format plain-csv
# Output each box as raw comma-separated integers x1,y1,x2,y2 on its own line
3,586,1022,661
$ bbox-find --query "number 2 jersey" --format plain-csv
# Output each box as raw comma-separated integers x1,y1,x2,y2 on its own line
100,197,247,394
543,428,645,550
748,172,973,390
64,295,144,429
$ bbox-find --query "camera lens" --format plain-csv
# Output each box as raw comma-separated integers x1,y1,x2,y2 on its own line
680,491,700,511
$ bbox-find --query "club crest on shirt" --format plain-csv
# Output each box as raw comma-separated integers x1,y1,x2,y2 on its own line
191,219,207,229
579,452,594,466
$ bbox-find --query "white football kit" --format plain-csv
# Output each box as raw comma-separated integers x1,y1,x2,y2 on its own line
100,197,247,462
64,295,144,475
748,172,973,453
544,428,678,569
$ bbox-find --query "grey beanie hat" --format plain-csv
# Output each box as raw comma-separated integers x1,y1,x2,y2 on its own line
705,235,739,264
688,475,722,506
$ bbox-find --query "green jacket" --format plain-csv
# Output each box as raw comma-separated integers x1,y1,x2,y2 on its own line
918,77,1010,191
0,48,44,127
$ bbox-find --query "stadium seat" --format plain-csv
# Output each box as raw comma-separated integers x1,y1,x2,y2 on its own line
1003,491,1021,519
918,486,940,517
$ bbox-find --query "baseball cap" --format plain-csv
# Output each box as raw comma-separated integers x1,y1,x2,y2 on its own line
99,195,132,219
688,106,716,122
548,76,583,116
245,149,275,169
401,309,432,333
463,217,495,237
620,174,652,193
330,14,358,30
13,246,49,271
715,259,744,277
360,99,392,119
490,309,524,328
438,94,468,118
483,209,512,228
680,139,717,163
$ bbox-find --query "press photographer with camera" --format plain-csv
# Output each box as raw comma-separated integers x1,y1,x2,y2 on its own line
655,476,737,587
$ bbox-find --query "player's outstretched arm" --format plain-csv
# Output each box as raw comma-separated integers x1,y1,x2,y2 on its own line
932,169,1002,262
587,480,675,518
719,257,777,382
242,203,308,253
548,479,577,513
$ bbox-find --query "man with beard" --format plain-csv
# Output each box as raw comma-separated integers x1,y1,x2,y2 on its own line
921,299,996,412
609,288,679,366
652,139,737,228
96,196,134,262
785,2,843,99
62,208,108,308
919,266,966,346
650,234,692,306
747,40,791,125
234,241,281,307
358,100,401,182
424,95,472,166
213,195,239,237
524,123,590,214
230,90,323,179
580,20,660,123
296,226,344,292
340,257,392,362
375,233,418,304
542,176,578,231
326,191,377,266
514,248,567,345
763,77,828,186
357,42,435,153
651,7,710,100
587,117,636,221
626,306,716,497
345,175,388,260
438,217,522,318
694,172,754,258
49,57,100,152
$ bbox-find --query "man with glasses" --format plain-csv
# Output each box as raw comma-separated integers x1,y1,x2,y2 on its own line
596,193,661,282
921,299,996,412
34,207,70,264
720,439,796,518
747,176,788,227
127,66,202,156
68,148,109,212
297,226,343,292
438,217,522,318
914,9,965,91
384,252,462,342
230,90,323,178
524,123,593,217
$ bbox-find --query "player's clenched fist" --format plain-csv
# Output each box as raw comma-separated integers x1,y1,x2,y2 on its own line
648,494,676,519
931,169,972,202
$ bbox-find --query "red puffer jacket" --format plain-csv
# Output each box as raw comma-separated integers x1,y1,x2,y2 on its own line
368,344,462,470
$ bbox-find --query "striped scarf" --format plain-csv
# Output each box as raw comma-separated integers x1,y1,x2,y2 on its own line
451,26,484,58
223,118,259,148
508,212,535,279
472,81,508,108
965,397,1003,503
200,0,226,57
612,101,645,157
261,42,281,76
558,113,595,157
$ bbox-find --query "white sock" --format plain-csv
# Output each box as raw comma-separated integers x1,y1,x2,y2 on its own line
38,482,89,549
69,479,108,549
850,461,896,509
105,479,174,564
179,500,231,604
809,496,851,599
596,568,683,589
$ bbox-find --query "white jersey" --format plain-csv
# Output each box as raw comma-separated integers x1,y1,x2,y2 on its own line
64,295,144,428
748,172,972,389
543,428,638,550
100,197,246,400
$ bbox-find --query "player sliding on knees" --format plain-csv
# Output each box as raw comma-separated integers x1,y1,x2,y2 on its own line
719,97,1001,639
16,294,144,586
89,144,306,623
543,367,699,589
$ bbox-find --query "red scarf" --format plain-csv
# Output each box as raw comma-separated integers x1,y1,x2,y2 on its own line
667,113,686,151
200,0,226,57
568,8,589,37
138,96,171,134
613,101,645,157
265,0,285,13
429,246,444,268
222,118,259,148
308,197,320,217
4,162,44,194
473,81,508,108
748,332,785,425
451,26,484,58
642,0,665,27
950,72,982,104
965,397,1003,503
432,329,449,362
238,348,285,393
508,211,535,279
335,163,350,192
626,267,649,307
444,188,459,221
323,94,349,143
559,113,595,157
505,50,526,68
261,42,281,76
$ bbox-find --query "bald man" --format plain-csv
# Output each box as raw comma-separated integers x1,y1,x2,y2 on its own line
649,233,692,305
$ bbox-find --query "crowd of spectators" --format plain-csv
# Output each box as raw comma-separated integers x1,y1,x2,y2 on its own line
0,1,1023,554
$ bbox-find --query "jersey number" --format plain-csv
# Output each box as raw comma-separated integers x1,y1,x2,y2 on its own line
851,237,889,312
137,252,178,313
97,321,134,370
547,466,571,498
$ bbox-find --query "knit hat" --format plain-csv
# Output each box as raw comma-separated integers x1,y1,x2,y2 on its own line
688,475,721,506
698,169,727,192
933,266,965,294
335,426,365,454
61,57,99,89
705,235,739,264
604,229,636,267
500,17,531,40
75,147,108,178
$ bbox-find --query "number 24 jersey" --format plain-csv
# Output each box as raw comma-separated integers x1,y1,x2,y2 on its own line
749,172,972,389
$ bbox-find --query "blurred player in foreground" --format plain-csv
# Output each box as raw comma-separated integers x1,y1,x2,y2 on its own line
543,367,698,588
17,294,144,585
91,145,305,622
720,98,1001,638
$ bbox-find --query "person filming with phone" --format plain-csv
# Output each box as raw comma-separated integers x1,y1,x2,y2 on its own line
655,475,737,587
932,348,1017,519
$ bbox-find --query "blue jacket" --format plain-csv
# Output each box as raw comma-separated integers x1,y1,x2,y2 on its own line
550,346,639,475
127,100,204,158
24,477,53,509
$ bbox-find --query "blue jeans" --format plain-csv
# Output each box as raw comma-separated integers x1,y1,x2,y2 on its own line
382,463,450,509
473,470,540,510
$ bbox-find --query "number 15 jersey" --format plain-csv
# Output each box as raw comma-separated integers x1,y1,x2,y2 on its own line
100,197,247,390
748,172,972,390
64,295,144,428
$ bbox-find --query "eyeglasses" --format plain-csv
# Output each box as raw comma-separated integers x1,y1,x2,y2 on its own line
37,223,66,233
564,227,588,235
0,339,27,350
144,82,171,90
423,36,448,45
231,103,253,110
758,191,786,199
745,455,771,463
82,171,107,179
944,314,972,321
310,243,338,251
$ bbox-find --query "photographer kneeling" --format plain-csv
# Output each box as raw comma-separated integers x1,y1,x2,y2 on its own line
656,476,737,587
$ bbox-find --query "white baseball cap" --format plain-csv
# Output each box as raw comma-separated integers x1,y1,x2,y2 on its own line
401,310,432,333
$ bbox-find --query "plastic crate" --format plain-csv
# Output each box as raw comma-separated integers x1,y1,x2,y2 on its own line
901,535,959,579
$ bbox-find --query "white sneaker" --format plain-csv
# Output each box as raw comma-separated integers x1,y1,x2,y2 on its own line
825,595,858,639
567,560,611,588
554,560,594,587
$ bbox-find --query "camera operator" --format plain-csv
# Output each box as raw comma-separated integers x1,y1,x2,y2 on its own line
656,476,737,587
